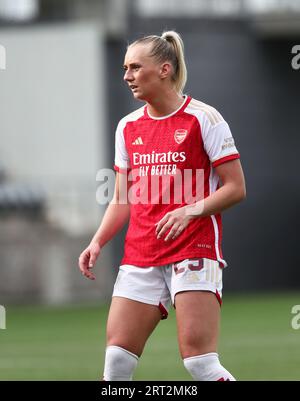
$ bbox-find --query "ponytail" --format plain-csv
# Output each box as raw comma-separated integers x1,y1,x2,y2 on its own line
130,31,187,95
160,31,187,94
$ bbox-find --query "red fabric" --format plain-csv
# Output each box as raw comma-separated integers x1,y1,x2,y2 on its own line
212,154,240,168
114,96,238,267
158,302,168,320
215,290,222,307
114,165,129,174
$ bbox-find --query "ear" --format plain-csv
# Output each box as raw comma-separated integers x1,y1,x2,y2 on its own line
159,62,172,80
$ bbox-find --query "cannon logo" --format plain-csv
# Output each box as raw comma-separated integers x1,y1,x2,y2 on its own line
0,44,6,70
174,129,188,144
0,305,6,329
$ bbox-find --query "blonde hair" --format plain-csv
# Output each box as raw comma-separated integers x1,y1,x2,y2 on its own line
130,31,187,95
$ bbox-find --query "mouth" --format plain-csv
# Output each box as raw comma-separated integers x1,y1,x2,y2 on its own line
129,85,138,91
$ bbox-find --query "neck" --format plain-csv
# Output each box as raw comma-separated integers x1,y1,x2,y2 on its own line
146,90,185,118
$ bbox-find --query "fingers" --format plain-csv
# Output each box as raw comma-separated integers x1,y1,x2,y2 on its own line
82,269,96,280
157,221,173,240
78,250,96,280
165,224,183,241
156,221,184,242
155,212,186,241
155,214,170,239
89,251,97,268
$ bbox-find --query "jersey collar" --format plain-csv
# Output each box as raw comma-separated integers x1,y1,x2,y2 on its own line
145,95,191,120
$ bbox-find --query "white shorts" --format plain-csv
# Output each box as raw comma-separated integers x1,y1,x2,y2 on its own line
112,258,223,319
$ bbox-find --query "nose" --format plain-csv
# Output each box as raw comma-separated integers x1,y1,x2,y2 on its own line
123,69,133,83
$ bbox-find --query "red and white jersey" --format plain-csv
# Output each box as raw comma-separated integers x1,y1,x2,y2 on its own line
114,96,240,267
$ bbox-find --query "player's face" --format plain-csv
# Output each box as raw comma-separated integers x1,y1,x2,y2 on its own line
123,44,165,101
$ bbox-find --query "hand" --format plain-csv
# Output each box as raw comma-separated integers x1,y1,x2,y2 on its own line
78,241,101,280
155,206,193,242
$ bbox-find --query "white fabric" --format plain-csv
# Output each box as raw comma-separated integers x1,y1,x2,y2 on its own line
112,258,223,314
184,99,239,165
184,352,236,381
114,107,144,170
103,345,139,381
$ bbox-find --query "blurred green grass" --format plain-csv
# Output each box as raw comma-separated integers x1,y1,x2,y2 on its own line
0,292,299,381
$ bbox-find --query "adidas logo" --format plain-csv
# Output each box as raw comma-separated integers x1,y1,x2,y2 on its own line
132,137,143,145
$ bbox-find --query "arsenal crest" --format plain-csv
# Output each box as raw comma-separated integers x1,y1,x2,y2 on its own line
174,129,188,144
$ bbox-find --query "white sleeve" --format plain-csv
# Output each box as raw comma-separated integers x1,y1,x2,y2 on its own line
114,119,131,172
202,119,240,168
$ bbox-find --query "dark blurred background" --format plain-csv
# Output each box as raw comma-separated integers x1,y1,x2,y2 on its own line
1,0,300,307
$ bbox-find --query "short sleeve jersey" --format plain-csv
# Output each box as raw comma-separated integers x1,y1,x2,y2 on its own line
114,96,240,267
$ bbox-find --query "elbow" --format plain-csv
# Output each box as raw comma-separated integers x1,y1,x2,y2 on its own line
236,184,246,203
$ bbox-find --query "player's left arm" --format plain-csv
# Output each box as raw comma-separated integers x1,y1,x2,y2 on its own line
155,159,246,241
188,158,246,218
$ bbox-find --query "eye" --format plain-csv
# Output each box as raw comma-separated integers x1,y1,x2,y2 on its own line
132,64,141,71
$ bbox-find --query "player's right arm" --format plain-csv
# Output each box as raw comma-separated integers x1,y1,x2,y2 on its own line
78,171,131,280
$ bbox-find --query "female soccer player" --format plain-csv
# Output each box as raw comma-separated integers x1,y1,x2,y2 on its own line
78,31,246,381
